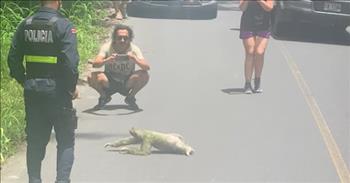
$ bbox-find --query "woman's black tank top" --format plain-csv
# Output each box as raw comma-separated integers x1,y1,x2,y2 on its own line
240,1,271,32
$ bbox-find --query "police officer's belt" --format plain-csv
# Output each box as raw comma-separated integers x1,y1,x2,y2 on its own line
24,78,56,92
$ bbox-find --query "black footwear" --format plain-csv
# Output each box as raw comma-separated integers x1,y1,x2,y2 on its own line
244,82,253,94
254,78,263,93
29,177,42,183
124,96,139,110
93,96,112,110
55,180,70,183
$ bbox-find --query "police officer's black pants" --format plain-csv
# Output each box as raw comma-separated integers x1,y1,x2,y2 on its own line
24,91,75,183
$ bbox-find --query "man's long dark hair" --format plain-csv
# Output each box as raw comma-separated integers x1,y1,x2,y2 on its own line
111,23,134,44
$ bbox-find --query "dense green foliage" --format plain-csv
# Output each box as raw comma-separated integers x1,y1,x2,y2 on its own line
0,1,107,164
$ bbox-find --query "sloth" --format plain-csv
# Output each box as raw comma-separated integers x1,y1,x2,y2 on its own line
104,128,195,156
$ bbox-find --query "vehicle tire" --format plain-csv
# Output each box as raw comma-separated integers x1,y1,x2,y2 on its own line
127,2,150,18
196,3,218,19
127,1,217,19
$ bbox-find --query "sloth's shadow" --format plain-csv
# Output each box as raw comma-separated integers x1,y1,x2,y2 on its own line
106,148,188,156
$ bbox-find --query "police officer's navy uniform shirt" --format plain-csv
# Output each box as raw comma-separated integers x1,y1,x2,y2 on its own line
8,7,79,94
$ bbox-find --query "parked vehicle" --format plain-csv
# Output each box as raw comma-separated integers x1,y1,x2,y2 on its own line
127,0,218,19
272,0,350,37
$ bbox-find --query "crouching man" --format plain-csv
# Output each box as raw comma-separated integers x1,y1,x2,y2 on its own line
88,24,150,110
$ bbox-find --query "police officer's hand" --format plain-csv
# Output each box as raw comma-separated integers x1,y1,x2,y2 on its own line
70,88,79,100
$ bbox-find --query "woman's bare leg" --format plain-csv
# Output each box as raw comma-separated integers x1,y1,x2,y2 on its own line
242,37,256,93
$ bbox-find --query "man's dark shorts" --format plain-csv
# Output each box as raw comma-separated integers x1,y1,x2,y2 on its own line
104,72,130,96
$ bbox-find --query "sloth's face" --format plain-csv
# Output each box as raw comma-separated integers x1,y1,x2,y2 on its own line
186,147,195,156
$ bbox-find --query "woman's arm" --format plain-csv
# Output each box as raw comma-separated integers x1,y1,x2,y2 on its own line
239,0,249,11
257,0,274,12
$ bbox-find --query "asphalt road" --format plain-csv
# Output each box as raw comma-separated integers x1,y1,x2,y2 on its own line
2,4,349,183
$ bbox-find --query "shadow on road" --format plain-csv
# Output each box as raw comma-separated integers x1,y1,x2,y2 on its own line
117,109,143,115
221,88,245,95
103,105,144,115
106,149,187,156
273,23,350,46
82,108,109,116
82,105,143,116
103,104,134,110
76,132,124,140
230,27,240,31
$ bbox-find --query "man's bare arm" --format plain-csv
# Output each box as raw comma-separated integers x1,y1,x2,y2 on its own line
89,54,117,68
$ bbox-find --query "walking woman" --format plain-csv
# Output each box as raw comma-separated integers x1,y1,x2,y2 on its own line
239,0,274,94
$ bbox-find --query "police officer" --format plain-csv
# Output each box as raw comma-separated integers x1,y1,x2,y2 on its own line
7,1,79,183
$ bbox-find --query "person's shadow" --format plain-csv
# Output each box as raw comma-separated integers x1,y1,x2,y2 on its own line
221,88,245,95
230,28,240,31
83,104,143,116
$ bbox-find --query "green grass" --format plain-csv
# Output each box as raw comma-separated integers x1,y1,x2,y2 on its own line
0,1,108,164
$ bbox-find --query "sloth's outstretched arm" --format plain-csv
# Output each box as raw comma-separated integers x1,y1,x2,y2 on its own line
104,137,140,148
119,140,152,155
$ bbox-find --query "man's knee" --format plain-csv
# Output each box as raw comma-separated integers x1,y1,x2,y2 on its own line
97,73,108,83
56,131,75,149
89,73,109,88
136,70,150,82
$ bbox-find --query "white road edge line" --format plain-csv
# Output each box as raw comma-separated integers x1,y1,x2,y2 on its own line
278,42,350,183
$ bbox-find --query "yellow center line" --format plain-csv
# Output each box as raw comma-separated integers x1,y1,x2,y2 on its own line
277,42,350,183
